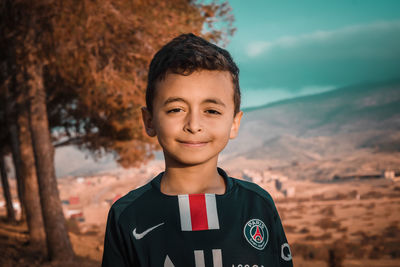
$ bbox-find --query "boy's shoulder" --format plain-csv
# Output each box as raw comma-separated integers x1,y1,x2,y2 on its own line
109,180,154,222
231,177,277,210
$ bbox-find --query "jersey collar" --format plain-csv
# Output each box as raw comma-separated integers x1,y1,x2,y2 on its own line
151,167,233,196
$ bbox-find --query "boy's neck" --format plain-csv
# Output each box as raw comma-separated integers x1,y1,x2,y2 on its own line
160,161,226,195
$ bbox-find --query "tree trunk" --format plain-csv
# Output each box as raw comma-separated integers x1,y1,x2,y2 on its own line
5,77,26,222
17,99,47,253
27,63,74,262
8,120,26,221
0,153,16,223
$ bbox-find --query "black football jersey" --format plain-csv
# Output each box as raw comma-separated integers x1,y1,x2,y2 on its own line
102,168,293,267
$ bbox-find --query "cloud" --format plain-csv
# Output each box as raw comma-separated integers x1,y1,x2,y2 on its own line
246,20,400,58
238,19,400,91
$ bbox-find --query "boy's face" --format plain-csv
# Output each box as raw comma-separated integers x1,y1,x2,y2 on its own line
142,70,242,167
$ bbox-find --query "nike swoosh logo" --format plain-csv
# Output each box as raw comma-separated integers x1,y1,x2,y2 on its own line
133,222,164,240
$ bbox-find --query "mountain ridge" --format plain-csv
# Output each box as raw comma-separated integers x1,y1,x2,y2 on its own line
242,77,400,113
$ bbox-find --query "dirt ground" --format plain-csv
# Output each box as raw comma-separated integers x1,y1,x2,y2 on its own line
272,178,400,267
1,169,400,266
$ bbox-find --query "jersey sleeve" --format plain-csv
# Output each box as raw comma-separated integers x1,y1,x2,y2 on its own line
102,206,138,267
273,208,293,267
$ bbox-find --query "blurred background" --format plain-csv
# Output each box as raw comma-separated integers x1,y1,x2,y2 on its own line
1,0,399,266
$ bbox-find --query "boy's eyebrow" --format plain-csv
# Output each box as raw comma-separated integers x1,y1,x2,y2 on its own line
202,98,226,107
163,97,187,106
163,97,226,107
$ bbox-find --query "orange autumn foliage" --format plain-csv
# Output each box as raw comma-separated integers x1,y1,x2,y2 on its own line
45,0,235,167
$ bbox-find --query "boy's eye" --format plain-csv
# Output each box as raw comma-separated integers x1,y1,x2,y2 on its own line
205,109,221,115
167,108,183,113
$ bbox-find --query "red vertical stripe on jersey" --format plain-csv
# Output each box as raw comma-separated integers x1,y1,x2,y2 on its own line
188,194,209,231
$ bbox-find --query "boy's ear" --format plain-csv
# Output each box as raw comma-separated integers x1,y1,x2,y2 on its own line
141,106,156,137
229,110,243,139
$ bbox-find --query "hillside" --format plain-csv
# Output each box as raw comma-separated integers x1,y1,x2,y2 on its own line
222,79,400,180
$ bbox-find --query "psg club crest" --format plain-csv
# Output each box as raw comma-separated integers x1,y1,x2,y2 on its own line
243,219,269,250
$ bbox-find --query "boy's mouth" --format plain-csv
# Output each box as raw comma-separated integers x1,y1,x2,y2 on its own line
177,140,209,147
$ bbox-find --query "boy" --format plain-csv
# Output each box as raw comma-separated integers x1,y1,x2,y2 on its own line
102,33,293,267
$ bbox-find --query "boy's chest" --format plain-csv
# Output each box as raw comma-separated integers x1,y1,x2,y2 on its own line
123,193,282,267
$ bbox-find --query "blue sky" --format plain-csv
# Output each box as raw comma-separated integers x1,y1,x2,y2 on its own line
225,0,400,108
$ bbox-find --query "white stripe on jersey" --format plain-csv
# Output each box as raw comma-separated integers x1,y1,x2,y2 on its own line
205,194,219,230
164,255,175,267
178,195,192,231
194,250,205,267
212,249,223,267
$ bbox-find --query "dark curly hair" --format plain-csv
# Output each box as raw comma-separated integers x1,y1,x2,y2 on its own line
146,33,241,115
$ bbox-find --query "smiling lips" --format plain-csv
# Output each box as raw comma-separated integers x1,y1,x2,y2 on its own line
178,140,209,147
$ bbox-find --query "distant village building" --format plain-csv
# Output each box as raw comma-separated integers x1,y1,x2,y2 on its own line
383,169,400,182
242,169,291,198
383,170,395,179
69,196,80,205
332,169,400,181
284,187,296,198
334,172,381,181
62,195,84,222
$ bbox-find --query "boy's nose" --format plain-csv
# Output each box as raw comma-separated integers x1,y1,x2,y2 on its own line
183,111,202,133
